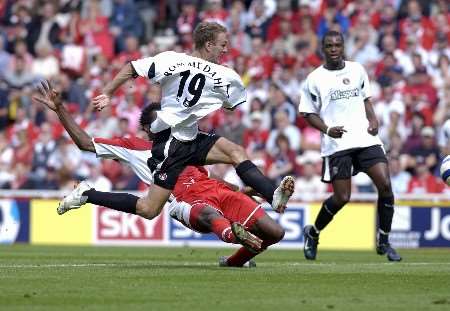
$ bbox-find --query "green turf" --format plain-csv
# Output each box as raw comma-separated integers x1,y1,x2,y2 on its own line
1,245,449,311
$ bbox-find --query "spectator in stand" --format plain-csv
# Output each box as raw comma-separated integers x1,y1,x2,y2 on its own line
245,0,270,39
9,39,33,70
406,126,441,173
407,156,445,194
375,83,407,143
51,72,89,113
403,111,426,154
116,93,141,134
31,44,59,79
228,12,252,56
3,55,36,89
47,137,84,179
293,150,326,201
267,83,296,124
215,109,246,146
79,0,114,60
176,0,199,38
317,0,350,38
26,1,61,54
266,110,301,155
266,0,300,43
85,106,118,138
110,0,143,53
28,122,57,187
376,4,400,48
115,35,141,66
266,134,296,185
295,15,318,58
200,0,228,25
272,64,301,104
85,160,112,191
389,155,411,195
114,117,132,138
430,53,450,92
347,26,380,68
242,97,271,130
242,111,269,157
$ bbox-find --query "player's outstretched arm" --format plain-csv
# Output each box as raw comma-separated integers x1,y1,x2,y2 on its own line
32,80,96,153
92,63,135,111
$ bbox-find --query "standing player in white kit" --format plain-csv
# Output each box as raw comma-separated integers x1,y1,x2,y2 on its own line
59,22,294,224
299,30,401,262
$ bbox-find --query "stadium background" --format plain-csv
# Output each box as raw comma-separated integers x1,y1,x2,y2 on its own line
0,0,449,249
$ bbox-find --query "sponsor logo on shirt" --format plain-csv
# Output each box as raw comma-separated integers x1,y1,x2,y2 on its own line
330,88,359,100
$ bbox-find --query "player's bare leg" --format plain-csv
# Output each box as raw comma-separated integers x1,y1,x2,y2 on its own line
135,184,172,220
205,137,295,211
366,162,401,262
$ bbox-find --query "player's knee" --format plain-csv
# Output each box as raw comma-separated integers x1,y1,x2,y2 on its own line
335,192,351,206
378,181,393,198
272,225,285,242
136,197,160,220
228,144,248,165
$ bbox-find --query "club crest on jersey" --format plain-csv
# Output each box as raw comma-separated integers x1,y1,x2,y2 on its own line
343,78,350,85
158,172,168,181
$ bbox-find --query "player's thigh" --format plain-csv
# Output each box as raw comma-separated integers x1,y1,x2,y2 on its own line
358,146,392,195
366,162,393,196
136,184,172,219
251,214,285,242
204,137,247,165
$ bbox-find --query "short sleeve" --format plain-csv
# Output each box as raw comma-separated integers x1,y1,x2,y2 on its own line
222,73,247,109
131,52,171,83
360,64,371,100
298,79,320,114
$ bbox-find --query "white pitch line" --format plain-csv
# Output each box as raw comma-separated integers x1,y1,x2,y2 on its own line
1,262,450,269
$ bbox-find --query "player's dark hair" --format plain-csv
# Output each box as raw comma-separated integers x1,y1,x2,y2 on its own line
321,30,345,47
139,103,161,129
193,22,227,49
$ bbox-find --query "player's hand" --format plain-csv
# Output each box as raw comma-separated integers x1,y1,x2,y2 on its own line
32,80,62,111
368,120,379,136
92,94,111,111
327,126,347,138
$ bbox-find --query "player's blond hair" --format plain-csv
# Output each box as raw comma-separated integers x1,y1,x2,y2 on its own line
193,22,227,50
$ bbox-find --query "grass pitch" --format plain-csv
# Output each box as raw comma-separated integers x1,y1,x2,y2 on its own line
1,245,449,311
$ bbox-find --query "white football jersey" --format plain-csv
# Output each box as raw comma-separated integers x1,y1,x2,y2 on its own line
131,51,247,141
92,137,154,185
299,61,383,157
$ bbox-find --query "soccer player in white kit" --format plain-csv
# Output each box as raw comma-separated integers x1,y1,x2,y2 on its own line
60,22,294,226
33,81,286,267
299,31,401,262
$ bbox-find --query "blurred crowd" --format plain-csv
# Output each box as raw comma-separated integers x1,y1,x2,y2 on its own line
0,0,449,198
